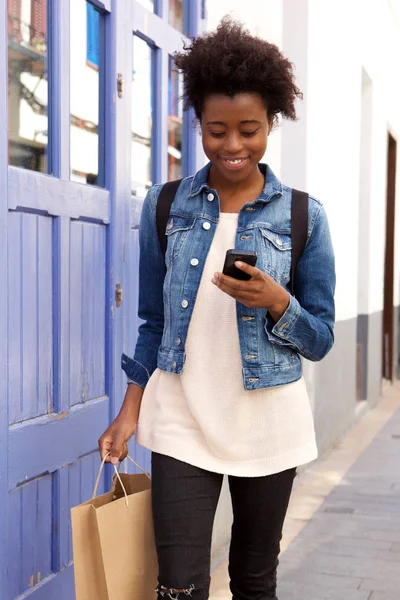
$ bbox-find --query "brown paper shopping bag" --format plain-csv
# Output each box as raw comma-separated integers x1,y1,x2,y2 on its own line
71,455,158,600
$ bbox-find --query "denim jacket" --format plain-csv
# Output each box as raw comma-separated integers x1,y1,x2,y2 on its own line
122,163,335,391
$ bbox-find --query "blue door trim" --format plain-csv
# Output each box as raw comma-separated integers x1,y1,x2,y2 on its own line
132,2,187,54
8,396,109,490
8,167,110,221
108,0,133,424
49,0,71,180
89,0,111,13
0,2,9,599
15,563,74,600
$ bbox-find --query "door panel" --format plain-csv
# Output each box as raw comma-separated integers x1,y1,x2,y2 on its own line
4,0,114,597
8,212,53,424
8,474,53,598
69,221,106,404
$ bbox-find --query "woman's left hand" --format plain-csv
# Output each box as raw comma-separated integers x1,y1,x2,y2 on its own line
212,261,290,322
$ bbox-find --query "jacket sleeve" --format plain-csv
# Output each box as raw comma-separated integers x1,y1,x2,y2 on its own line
264,203,336,361
121,184,164,388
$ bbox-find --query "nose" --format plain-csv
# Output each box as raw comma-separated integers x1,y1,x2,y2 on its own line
223,131,243,154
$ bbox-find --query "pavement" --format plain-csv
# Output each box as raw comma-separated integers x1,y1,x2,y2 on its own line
209,383,400,600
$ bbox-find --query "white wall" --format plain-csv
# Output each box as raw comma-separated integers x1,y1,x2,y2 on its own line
207,0,400,322
304,0,400,320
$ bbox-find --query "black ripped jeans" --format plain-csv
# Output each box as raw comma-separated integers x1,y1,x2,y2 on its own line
151,452,296,600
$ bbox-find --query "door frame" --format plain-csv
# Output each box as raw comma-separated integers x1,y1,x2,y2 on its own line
0,3,9,598
382,131,397,382
1,1,118,597
0,0,204,595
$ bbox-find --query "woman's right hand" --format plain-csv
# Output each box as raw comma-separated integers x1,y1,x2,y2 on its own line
98,415,136,464
98,383,144,465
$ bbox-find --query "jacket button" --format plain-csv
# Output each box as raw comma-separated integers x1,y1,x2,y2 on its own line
181,300,189,308
190,258,199,266
171,361,177,369
202,222,211,230
207,193,214,202
175,338,181,346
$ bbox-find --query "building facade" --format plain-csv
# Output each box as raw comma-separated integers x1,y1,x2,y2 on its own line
1,0,399,597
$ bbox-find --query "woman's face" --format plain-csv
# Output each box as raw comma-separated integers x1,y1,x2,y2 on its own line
201,93,272,184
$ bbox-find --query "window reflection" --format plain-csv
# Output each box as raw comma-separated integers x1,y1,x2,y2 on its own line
131,36,153,197
70,1,102,186
169,0,184,33
8,0,48,173
168,58,183,181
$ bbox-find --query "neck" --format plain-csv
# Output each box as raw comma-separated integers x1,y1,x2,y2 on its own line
207,163,265,198
207,163,266,213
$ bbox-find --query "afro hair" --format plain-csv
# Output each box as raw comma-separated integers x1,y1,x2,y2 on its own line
174,17,302,125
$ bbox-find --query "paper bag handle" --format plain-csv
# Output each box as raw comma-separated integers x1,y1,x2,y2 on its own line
92,452,151,509
126,454,152,480
93,452,129,508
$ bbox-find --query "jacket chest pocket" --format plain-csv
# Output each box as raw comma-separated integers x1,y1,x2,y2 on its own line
258,228,292,282
165,215,197,265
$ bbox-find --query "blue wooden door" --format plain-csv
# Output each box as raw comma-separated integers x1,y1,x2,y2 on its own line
1,0,127,598
0,0,201,598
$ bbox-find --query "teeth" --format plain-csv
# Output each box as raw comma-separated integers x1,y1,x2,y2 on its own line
226,159,243,164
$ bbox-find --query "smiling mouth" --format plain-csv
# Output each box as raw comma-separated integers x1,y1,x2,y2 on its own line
220,157,249,169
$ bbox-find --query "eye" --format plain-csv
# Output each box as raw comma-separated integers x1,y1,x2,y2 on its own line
209,131,225,138
241,130,259,137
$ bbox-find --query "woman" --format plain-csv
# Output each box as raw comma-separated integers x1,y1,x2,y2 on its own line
99,18,335,600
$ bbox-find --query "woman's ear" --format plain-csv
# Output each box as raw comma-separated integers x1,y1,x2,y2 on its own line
267,116,274,135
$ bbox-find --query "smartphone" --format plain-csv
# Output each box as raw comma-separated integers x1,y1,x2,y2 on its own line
222,250,258,281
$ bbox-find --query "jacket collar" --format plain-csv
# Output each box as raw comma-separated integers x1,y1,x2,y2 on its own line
189,162,283,202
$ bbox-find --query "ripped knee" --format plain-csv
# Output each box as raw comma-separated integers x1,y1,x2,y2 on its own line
155,583,195,598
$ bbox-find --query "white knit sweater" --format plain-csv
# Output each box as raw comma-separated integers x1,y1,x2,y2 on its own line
136,213,317,476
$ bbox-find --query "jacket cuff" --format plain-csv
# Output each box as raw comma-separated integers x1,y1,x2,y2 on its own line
121,353,149,389
264,295,301,345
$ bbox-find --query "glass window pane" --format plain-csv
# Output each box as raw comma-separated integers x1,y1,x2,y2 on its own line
169,0,184,33
70,0,102,186
131,36,153,197
136,0,155,12
8,0,48,172
168,58,183,181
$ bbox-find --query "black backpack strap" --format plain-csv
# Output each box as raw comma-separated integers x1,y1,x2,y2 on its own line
156,179,183,256
291,188,309,296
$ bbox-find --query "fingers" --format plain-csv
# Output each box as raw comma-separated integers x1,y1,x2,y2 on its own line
119,442,128,462
213,271,262,296
212,264,276,308
98,436,112,462
216,284,254,303
234,261,262,278
213,263,265,290
98,435,128,465
109,435,125,465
